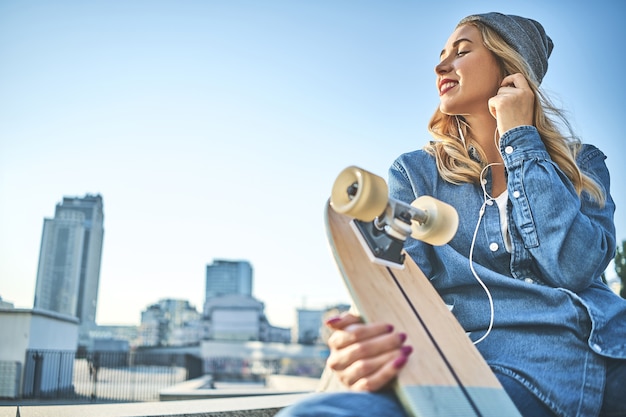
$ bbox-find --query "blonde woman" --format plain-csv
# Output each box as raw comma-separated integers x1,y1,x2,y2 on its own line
278,12,625,417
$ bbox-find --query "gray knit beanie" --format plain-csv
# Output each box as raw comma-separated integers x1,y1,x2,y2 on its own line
458,12,553,84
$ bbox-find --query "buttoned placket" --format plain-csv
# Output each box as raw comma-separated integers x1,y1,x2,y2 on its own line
481,166,505,258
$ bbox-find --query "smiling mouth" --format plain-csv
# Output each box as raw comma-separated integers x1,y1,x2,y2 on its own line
439,81,458,95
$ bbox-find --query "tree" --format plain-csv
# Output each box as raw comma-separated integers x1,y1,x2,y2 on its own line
615,240,626,298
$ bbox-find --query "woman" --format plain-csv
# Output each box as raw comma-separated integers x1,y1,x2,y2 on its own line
278,12,626,417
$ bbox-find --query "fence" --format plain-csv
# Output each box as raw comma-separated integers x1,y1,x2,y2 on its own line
21,350,195,402
13,349,325,403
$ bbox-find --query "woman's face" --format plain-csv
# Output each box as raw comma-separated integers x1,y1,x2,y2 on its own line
435,24,503,117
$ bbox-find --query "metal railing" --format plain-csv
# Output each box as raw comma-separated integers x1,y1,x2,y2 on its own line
14,349,325,403
22,350,190,402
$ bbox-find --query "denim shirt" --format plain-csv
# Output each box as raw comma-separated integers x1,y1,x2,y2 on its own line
388,126,626,417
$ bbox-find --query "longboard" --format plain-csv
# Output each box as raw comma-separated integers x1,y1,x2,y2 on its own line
324,166,521,417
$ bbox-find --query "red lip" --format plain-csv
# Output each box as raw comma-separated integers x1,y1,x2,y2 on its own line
438,78,458,96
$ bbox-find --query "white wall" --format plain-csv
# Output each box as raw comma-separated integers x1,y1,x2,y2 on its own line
0,310,32,362
212,309,259,341
0,308,78,398
27,310,79,350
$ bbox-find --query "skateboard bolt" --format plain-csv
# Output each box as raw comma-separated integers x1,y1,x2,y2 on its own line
347,183,359,199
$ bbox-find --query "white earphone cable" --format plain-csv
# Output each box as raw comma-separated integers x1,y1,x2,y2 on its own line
469,160,503,345
457,125,504,345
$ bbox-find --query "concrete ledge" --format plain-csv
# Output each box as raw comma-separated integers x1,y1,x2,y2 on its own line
0,407,17,417
160,375,319,401
17,393,314,417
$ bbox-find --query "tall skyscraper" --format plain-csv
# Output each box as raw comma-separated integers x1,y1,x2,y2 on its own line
204,259,252,300
33,194,104,345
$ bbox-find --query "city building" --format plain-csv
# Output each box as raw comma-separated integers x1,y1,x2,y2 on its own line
89,325,139,346
203,259,291,343
138,294,291,346
204,259,253,305
87,324,140,352
33,194,104,347
295,309,323,345
204,294,265,341
138,299,204,347
293,304,351,345
135,259,292,346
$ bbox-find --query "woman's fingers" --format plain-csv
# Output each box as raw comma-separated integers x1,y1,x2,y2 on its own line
501,73,529,89
327,321,395,350
488,72,535,134
324,314,414,391
344,346,414,392
328,330,406,371
324,312,362,330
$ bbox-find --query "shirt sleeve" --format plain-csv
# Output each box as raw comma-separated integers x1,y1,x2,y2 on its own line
499,126,616,291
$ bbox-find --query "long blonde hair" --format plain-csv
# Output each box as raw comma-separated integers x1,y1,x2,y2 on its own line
425,20,605,205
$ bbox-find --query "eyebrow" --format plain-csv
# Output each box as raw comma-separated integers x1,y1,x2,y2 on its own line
440,38,474,58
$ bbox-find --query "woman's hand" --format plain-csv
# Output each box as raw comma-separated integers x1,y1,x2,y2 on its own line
488,73,535,136
325,313,413,392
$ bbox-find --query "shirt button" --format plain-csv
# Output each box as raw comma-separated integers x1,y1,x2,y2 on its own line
486,200,494,206
512,190,521,198
489,242,499,251
504,146,514,154
524,278,534,284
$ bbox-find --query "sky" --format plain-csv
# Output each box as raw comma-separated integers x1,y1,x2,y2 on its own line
0,0,624,329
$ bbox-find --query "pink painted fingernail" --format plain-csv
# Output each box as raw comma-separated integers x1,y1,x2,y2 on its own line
386,324,394,333
325,316,342,325
398,333,407,343
401,345,413,356
393,355,408,369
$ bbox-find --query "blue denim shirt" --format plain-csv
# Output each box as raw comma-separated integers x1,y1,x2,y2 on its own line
388,126,626,417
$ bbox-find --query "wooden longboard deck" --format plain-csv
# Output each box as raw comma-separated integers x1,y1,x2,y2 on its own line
325,201,521,417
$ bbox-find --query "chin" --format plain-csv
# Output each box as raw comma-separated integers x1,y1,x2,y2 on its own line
439,105,455,116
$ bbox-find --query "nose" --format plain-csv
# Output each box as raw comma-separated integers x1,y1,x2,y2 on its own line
435,59,451,75
435,57,452,75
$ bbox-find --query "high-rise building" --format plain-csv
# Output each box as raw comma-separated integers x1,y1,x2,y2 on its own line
204,259,253,300
33,194,104,345
202,259,290,342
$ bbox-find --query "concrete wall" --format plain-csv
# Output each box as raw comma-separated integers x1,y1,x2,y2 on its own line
0,309,79,355
2,393,313,417
0,311,32,363
0,309,78,399
26,310,79,350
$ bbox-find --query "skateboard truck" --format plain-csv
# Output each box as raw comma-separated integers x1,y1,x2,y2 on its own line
332,166,459,268
352,197,423,267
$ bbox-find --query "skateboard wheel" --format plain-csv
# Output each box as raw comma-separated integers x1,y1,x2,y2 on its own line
410,196,459,245
331,166,388,222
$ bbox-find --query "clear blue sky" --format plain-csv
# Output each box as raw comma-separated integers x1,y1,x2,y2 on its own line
1,0,624,328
